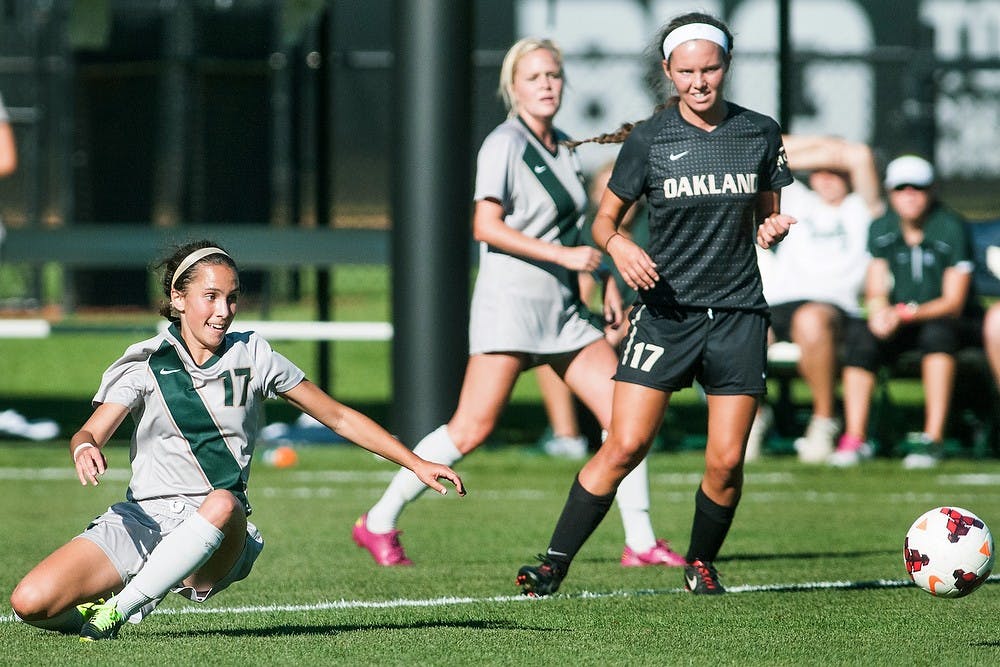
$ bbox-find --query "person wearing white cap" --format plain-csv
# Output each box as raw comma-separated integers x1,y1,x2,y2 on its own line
883,154,935,192
838,154,981,469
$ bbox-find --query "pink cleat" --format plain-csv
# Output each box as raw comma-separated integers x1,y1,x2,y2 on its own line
352,514,413,566
621,539,686,567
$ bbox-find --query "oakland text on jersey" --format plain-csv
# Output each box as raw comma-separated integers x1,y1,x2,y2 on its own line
662,172,758,200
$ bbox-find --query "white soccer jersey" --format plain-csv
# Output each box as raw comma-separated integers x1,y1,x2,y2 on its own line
763,180,872,315
93,323,305,511
468,117,601,356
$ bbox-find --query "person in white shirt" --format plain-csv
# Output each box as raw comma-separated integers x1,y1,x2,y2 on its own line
749,136,884,464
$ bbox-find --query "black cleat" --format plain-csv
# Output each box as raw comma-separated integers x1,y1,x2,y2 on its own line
516,554,565,597
684,559,725,595
79,597,126,641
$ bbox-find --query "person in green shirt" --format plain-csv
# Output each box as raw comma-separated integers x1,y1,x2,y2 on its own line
839,155,980,469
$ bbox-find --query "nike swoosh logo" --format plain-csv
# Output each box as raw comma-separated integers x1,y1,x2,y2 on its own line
546,550,568,557
669,151,689,161
686,574,699,590
159,368,183,375
533,165,547,174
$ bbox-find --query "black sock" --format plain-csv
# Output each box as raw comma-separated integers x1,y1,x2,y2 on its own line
685,486,737,563
545,475,616,575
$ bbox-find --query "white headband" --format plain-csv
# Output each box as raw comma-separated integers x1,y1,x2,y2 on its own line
171,247,231,289
662,23,729,60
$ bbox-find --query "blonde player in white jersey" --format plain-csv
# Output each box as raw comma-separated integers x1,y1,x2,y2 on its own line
352,37,685,570
9,241,465,641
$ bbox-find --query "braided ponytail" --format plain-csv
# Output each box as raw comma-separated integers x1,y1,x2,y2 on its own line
562,102,672,149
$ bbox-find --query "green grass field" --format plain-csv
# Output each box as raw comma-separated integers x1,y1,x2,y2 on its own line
2,265,997,664
1,442,999,665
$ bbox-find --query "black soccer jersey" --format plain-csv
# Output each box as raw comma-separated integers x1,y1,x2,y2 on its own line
608,103,792,310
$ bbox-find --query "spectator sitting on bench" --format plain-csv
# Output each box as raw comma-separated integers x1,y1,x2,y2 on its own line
748,135,883,463
838,155,982,469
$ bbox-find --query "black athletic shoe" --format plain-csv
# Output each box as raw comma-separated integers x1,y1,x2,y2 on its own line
516,554,565,597
79,597,126,641
684,559,725,595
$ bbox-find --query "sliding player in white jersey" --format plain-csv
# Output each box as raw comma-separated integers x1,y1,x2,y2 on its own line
9,240,464,641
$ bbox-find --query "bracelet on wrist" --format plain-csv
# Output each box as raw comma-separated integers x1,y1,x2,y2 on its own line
73,442,96,461
894,302,918,322
605,232,622,252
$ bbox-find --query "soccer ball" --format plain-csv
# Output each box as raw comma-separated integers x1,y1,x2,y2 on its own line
903,506,994,598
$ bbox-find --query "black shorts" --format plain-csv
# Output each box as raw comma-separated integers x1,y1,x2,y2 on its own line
843,316,984,371
769,300,848,343
614,304,768,395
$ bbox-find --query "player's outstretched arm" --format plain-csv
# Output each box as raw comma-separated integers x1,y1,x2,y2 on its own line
280,380,466,496
71,402,129,486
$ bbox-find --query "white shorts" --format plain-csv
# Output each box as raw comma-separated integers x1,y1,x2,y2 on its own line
469,251,604,358
79,496,263,616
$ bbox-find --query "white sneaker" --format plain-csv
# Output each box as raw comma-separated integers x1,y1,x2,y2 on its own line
793,415,839,464
901,432,942,470
0,409,59,441
902,452,940,469
542,435,588,460
744,405,773,463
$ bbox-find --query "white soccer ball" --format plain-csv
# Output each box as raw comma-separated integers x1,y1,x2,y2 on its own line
903,506,994,598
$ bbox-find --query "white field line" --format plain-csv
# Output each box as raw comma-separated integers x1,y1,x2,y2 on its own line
0,469,798,485
3,575,998,624
5,468,1000,504
10,468,1000,488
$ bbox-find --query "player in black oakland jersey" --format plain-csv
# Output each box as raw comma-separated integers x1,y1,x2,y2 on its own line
518,11,795,597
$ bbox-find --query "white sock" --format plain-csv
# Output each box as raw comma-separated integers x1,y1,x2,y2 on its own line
365,424,463,533
114,512,224,619
616,458,656,552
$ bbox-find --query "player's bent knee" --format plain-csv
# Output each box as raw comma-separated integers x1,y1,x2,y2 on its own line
197,490,245,528
10,581,54,621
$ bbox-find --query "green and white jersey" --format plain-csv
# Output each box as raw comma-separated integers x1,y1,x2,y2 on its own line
93,323,305,512
868,202,974,308
468,117,601,356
